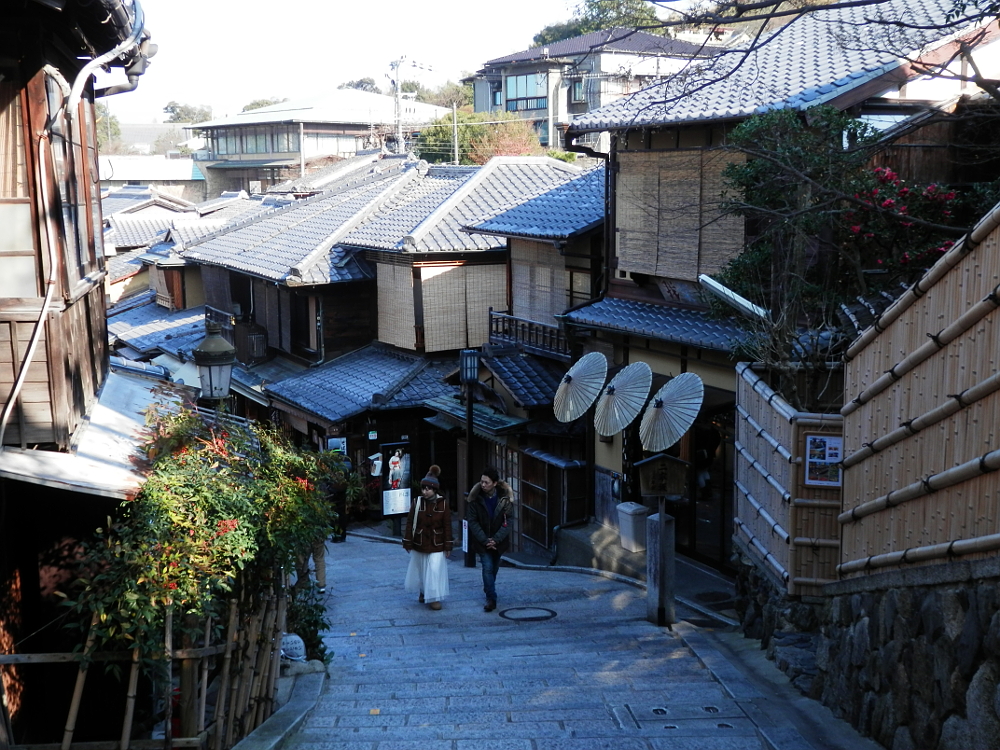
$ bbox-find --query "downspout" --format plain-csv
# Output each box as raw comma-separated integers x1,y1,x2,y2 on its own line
67,0,146,113
565,128,614,533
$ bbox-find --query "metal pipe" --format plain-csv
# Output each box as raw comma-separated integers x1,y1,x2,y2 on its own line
68,0,146,114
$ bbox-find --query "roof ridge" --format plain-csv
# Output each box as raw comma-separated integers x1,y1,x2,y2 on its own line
289,167,421,281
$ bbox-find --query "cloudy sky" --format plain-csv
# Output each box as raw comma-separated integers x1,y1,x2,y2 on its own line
97,0,576,123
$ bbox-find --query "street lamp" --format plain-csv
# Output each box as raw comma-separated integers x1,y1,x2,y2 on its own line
192,321,236,403
459,348,480,568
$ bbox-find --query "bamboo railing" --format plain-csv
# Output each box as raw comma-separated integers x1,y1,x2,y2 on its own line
839,201,1000,577
1,588,286,750
734,363,844,596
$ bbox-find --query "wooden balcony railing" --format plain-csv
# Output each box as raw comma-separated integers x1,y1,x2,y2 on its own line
489,309,571,360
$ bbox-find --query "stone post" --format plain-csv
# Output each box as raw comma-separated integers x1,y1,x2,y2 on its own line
646,511,675,626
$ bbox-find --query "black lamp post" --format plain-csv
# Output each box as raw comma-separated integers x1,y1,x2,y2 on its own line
459,348,479,567
192,321,236,404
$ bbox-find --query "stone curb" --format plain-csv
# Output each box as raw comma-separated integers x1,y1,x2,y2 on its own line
230,670,325,750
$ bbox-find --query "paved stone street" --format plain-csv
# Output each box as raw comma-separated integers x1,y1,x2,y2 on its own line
283,535,880,750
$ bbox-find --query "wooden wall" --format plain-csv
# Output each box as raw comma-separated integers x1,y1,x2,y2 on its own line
839,204,1000,577
735,363,843,596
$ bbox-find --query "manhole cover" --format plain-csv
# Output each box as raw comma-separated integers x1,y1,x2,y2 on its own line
498,607,557,621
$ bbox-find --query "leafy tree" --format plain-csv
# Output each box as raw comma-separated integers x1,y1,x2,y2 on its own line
401,79,431,101
242,97,289,112
423,80,473,109
95,102,121,151
163,101,212,123
532,0,662,45
338,77,381,94
714,105,996,407
152,130,188,155
415,110,542,165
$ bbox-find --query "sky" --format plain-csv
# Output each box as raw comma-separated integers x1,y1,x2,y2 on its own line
96,0,577,123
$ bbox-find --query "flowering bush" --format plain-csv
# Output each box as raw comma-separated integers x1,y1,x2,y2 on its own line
68,403,344,660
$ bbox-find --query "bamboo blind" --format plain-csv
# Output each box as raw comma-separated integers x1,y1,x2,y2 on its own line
463,264,506,350
839,212,1000,576
422,264,467,353
0,82,27,199
735,363,843,596
377,262,415,350
616,151,659,275
615,149,744,282
511,241,568,324
201,266,232,314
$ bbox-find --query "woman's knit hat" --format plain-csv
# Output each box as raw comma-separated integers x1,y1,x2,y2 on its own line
421,464,441,489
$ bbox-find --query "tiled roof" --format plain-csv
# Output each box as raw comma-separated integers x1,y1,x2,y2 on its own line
485,28,715,66
265,346,452,424
342,157,584,252
563,297,748,352
483,353,566,408
107,302,206,356
181,169,404,283
569,0,978,132
465,166,604,240
424,395,529,435
108,215,173,249
106,247,147,283
101,186,153,216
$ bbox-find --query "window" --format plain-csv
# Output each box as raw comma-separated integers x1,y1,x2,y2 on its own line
290,293,319,356
492,88,502,107
568,270,591,307
571,79,585,103
274,126,300,153
505,73,547,111
0,77,35,297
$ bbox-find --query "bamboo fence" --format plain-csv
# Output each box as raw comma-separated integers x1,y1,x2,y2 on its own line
0,587,286,750
838,202,1000,577
734,363,844,596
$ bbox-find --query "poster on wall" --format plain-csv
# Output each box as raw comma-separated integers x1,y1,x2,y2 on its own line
381,442,411,515
804,434,843,487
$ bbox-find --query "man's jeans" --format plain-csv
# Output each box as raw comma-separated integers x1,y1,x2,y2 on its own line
479,550,500,601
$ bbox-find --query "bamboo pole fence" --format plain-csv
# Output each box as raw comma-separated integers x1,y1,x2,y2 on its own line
734,363,844,596
0,589,284,750
839,200,1000,578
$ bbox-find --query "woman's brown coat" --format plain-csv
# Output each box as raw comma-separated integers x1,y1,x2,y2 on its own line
403,494,453,554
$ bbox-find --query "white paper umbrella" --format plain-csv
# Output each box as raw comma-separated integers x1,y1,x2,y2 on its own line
553,352,608,422
639,372,704,452
593,361,652,436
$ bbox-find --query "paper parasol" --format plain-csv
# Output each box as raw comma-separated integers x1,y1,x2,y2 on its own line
639,372,704,452
553,351,608,422
593,361,652,436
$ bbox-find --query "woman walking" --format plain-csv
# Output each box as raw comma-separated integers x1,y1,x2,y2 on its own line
403,465,452,610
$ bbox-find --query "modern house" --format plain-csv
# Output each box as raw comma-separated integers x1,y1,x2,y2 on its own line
467,28,718,149
190,91,449,195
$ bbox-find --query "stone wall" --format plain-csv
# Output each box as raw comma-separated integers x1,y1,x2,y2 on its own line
735,546,1000,750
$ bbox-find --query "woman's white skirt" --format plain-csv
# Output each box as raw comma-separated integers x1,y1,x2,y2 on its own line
404,550,449,602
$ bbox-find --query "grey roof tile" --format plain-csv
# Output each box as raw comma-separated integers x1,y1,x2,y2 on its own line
107,302,206,356
108,215,173,249
564,297,748,352
106,247,147,282
569,0,979,132
265,345,453,423
483,353,566,408
485,28,715,66
465,166,605,240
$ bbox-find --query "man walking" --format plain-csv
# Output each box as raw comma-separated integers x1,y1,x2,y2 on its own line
465,466,513,612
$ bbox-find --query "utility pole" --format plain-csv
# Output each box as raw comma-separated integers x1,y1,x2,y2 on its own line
452,103,459,165
388,56,432,156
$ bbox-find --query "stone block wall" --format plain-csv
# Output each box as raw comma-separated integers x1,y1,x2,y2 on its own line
734,547,1000,750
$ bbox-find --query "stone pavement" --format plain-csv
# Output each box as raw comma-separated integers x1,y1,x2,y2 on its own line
275,532,882,750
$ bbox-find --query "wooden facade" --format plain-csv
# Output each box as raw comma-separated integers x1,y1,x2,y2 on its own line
0,36,108,452
838,203,1000,577
734,363,843,596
